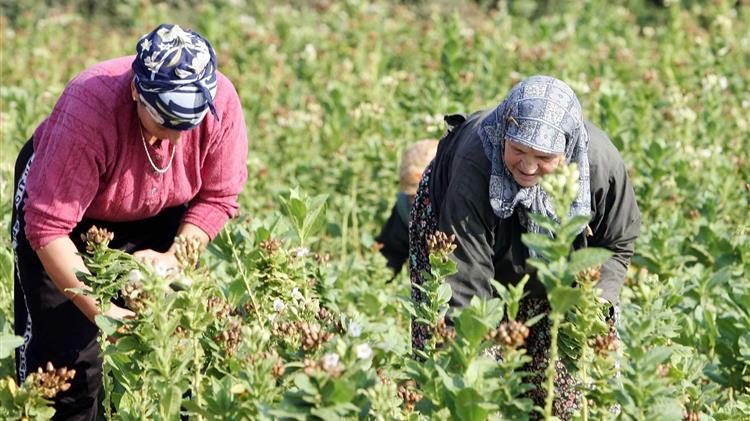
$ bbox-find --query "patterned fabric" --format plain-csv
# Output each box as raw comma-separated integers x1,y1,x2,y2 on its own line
408,164,439,352
132,24,218,130
477,76,591,245
408,168,582,419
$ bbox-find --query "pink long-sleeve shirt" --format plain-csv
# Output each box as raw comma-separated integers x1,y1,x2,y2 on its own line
24,56,248,250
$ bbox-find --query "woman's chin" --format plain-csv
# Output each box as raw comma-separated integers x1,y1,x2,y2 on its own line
513,174,538,187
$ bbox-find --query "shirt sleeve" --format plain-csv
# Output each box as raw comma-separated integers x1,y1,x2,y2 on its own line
437,158,498,308
182,87,248,239
24,84,106,250
588,159,641,306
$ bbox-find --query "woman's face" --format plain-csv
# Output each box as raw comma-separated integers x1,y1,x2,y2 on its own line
503,139,564,187
131,81,182,145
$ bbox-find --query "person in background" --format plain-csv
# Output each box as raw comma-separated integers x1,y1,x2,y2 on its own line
408,75,640,419
11,24,248,420
375,139,438,276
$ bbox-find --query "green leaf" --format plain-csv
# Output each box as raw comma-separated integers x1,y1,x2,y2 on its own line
95,315,120,336
160,385,182,419
558,215,592,242
436,283,453,305
321,378,356,404
453,387,489,421
568,248,612,275
0,333,24,359
548,287,583,314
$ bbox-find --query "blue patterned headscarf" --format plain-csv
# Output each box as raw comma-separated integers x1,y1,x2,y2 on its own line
477,75,591,240
132,24,218,130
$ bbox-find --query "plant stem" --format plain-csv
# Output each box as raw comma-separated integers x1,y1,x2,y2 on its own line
544,313,562,420
581,346,590,421
229,238,261,321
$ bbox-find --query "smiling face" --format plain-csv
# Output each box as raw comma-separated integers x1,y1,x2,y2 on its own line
503,140,564,187
131,80,182,145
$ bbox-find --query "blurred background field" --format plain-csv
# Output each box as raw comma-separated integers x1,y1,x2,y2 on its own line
0,0,749,418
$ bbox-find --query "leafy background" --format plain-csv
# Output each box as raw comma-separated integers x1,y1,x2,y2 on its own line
0,0,749,419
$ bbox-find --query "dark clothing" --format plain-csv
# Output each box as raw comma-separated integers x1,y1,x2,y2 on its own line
428,111,640,307
376,193,411,273
12,139,185,420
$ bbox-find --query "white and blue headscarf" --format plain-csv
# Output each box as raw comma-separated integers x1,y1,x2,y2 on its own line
132,24,218,130
478,75,591,239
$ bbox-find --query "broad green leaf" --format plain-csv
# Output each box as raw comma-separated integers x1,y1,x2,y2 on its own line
95,315,120,336
0,333,23,359
160,385,183,419
568,248,612,275
548,287,583,314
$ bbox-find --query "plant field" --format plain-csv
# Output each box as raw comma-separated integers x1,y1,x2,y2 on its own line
0,0,749,419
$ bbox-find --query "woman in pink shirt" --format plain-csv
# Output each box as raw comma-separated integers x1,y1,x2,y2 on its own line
11,24,248,419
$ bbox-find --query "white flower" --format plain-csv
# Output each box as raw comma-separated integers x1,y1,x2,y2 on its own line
177,275,193,288
348,321,362,338
355,343,373,360
291,287,304,301
303,43,317,61
321,353,340,371
128,269,144,284
154,264,168,277
293,247,310,258
273,298,285,312
719,76,728,91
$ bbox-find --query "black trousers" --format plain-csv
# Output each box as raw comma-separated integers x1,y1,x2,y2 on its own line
12,139,186,420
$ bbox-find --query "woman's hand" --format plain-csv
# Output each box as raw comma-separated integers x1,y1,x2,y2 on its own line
103,304,135,320
133,249,179,275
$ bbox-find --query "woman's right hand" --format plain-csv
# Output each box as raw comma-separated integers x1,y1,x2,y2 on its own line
103,304,135,320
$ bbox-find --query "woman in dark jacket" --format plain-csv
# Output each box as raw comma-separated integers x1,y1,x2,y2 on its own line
408,75,640,418
376,139,437,275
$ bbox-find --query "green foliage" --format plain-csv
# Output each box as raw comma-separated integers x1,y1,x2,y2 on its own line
1,0,749,419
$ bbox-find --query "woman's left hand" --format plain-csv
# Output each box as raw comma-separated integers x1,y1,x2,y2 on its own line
133,249,179,275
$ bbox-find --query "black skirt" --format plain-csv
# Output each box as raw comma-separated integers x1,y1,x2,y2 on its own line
12,139,186,420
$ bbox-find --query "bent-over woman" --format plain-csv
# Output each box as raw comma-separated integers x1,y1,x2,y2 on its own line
408,76,640,419
12,24,248,419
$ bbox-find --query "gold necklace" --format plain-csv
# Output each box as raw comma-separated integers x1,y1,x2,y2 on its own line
139,124,175,174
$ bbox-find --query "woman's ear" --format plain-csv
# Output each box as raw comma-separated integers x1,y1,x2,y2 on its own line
131,79,138,102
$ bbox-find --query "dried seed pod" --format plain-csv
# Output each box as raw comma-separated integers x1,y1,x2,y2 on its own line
303,357,318,375
82,225,114,253
122,280,149,313
577,265,601,285
271,359,285,378
174,235,205,270
426,231,457,256
28,361,76,399
314,253,331,264
433,319,456,344
397,382,423,412
259,238,282,255
490,321,529,349
298,322,333,352
593,328,619,355
207,296,231,319
683,411,699,421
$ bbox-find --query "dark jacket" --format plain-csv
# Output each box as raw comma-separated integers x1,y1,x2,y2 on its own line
376,193,411,274
429,111,640,307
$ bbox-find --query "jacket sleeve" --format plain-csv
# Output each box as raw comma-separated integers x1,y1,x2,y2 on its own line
587,158,641,306
375,201,410,274
437,158,498,308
